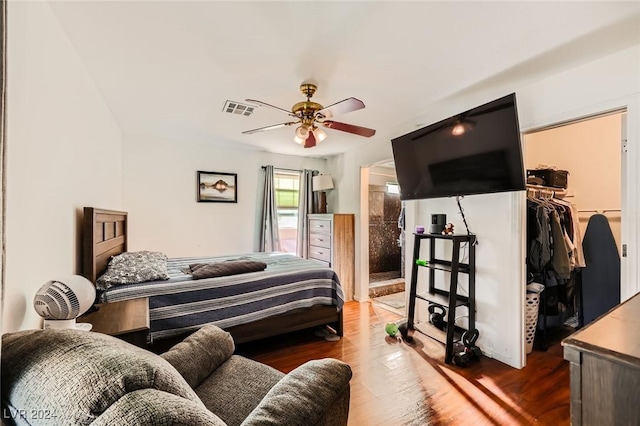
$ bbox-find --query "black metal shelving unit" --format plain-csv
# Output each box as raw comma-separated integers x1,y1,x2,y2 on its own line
407,232,477,364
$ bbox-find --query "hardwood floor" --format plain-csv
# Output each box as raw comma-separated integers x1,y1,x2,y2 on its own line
237,301,571,426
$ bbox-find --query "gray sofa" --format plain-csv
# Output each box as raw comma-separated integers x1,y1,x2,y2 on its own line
1,325,352,425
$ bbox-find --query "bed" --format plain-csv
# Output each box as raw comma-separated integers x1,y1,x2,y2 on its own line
82,207,344,344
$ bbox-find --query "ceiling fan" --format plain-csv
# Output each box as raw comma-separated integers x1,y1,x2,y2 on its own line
242,83,376,148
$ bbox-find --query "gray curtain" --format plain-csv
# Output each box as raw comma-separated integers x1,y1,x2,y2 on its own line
259,165,280,252
1,0,6,339
296,169,318,258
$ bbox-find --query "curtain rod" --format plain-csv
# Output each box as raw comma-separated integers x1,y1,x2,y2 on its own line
261,166,319,173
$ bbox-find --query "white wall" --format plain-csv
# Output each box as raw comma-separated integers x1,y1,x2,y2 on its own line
336,43,640,368
123,133,327,257
4,2,124,332
368,165,397,187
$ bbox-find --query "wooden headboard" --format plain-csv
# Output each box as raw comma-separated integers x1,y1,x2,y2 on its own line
82,207,128,284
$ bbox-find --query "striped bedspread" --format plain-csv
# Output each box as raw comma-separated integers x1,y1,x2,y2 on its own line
98,252,344,340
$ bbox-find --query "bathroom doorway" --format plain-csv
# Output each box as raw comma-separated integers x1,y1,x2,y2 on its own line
366,163,406,314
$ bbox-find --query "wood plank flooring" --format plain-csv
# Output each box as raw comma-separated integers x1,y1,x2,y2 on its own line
237,301,571,426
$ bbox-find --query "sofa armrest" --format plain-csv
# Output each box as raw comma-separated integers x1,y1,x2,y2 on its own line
92,389,226,426
2,329,200,425
161,325,235,388
241,359,352,426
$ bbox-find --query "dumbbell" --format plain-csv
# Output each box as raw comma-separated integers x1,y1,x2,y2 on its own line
453,329,482,367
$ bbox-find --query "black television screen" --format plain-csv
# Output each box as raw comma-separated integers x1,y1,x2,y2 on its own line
391,93,525,200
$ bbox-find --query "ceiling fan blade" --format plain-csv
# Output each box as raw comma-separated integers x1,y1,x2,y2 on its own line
304,131,317,148
322,120,376,137
316,97,365,119
242,121,298,135
245,99,298,118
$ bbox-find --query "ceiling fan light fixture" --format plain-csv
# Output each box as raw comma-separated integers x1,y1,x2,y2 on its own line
295,125,310,139
293,134,305,144
313,127,327,143
242,83,376,148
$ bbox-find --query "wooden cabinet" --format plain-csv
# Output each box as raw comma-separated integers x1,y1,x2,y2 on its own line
307,213,355,301
562,293,640,425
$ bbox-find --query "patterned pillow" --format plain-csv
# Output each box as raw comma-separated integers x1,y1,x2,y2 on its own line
97,251,169,290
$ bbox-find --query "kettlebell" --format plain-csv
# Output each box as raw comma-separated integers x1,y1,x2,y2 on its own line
453,329,482,367
428,304,446,330
461,329,479,348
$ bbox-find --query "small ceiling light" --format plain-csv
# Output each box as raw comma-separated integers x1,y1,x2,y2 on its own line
293,134,305,144
313,127,327,143
451,119,475,136
452,122,466,136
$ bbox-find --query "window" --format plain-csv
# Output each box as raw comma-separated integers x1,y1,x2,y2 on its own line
386,182,400,194
274,170,301,253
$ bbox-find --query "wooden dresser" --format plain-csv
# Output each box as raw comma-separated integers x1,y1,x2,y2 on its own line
562,293,640,425
307,213,355,301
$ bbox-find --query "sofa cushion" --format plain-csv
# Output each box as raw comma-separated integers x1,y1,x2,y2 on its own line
195,355,284,426
91,389,226,426
161,324,235,388
241,359,352,426
2,329,202,425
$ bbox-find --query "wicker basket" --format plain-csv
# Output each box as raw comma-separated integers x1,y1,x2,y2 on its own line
525,283,545,354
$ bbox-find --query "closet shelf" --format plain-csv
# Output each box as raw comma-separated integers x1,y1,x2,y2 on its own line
526,184,569,198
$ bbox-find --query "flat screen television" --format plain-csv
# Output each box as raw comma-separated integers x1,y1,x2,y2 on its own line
391,93,525,200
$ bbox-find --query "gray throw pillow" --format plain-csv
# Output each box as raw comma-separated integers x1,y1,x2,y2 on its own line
242,358,352,426
161,325,235,388
97,251,170,290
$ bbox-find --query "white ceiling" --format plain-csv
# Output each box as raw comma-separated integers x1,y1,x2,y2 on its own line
48,1,640,158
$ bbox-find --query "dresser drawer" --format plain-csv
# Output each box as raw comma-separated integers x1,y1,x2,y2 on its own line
309,219,332,235
309,233,331,249
309,259,331,268
309,246,331,263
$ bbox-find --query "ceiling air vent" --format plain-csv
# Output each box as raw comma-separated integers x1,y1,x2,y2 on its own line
223,100,255,116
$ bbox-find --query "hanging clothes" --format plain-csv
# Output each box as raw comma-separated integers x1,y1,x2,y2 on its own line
526,194,583,277
526,189,584,324
550,210,571,279
527,202,552,273
553,198,586,268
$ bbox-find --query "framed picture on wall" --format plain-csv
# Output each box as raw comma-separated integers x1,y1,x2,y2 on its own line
197,171,237,203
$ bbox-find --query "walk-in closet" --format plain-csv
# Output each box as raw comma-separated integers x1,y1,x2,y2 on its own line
523,111,624,352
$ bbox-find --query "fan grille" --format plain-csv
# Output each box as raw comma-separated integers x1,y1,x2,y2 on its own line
34,281,80,320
